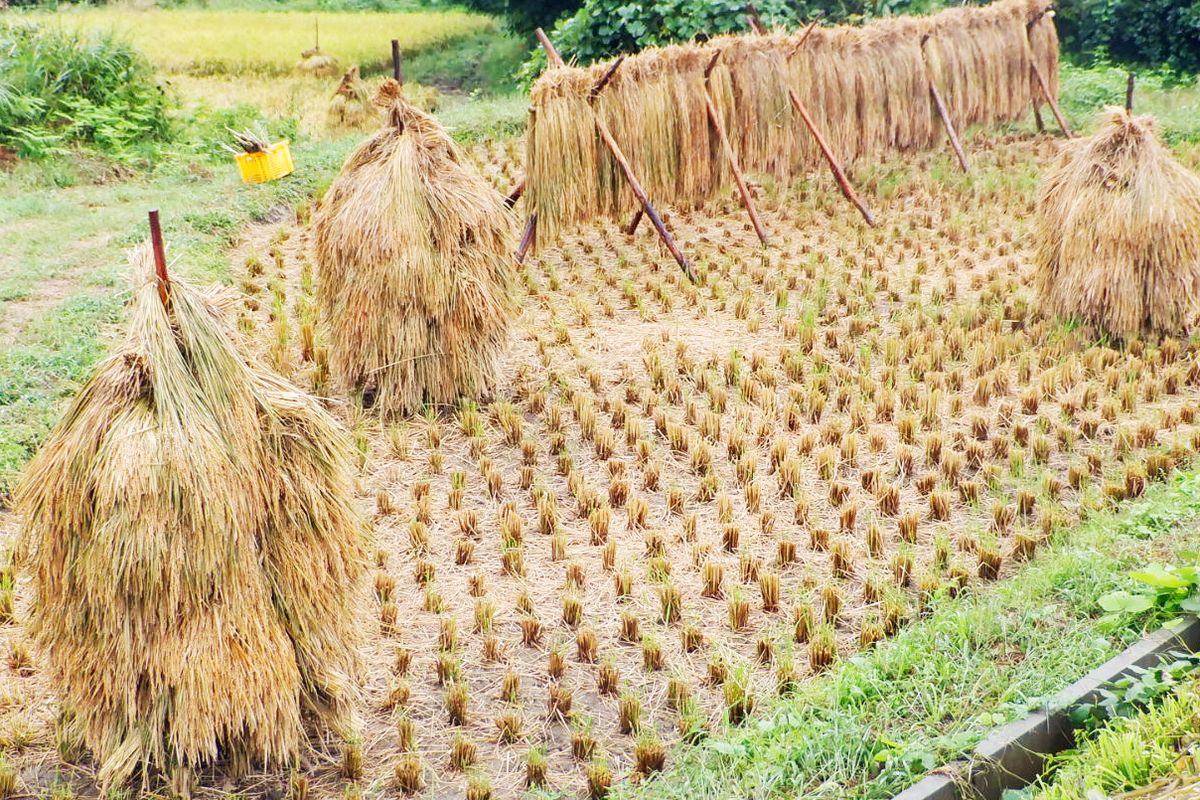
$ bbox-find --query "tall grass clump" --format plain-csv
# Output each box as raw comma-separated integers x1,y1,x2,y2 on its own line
0,21,171,159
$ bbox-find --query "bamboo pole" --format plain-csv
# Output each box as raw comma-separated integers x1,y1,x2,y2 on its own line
148,209,169,306
703,50,769,246
920,34,970,174
1025,13,1072,138
753,11,875,227
535,31,695,281
515,213,537,265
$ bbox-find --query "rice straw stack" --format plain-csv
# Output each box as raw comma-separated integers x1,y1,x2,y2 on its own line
314,81,516,417
17,247,366,791
1035,108,1200,339
526,0,1060,242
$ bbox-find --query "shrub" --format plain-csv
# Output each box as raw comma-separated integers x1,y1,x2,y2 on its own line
1055,0,1200,74
519,0,953,78
0,21,172,159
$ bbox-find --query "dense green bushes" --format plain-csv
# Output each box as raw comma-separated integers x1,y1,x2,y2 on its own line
0,22,172,159
464,0,1200,77
1056,0,1200,75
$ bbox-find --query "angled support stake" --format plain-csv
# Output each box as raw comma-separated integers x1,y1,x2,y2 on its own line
703,50,769,246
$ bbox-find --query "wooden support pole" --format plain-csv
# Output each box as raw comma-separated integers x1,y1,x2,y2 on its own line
1025,14,1072,138
751,8,874,227
624,209,643,235
505,178,525,209
536,31,694,281
785,88,876,227
703,50,769,246
1126,72,1136,113
746,3,767,34
515,213,537,265
1032,102,1046,133
391,39,402,84
535,28,565,68
920,35,969,174
786,17,821,59
148,209,169,306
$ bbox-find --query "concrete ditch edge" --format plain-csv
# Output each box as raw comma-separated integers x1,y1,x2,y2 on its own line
891,616,1200,800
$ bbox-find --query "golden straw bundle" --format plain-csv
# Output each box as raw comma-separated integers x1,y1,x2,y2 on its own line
526,0,1059,241
17,248,366,790
327,65,376,130
1035,108,1200,339
297,45,340,78
314,81,516,417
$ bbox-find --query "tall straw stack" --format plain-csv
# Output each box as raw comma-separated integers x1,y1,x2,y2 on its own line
526,0,1060,242
17,247,366,790
1035,108,1200,339
314,80,516,417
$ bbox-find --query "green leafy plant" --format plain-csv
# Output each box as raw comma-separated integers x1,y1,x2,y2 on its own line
1097,555,1200,628
1069,651,1200,730
0,21,173,160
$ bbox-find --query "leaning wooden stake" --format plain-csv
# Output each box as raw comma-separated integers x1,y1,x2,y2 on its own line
920,34,970,174
703,51,769,246
624,209,644,235
505,178,525,209
1024,13,1072,138
148,209,169,306
753,13,875,227
534,28,695,281
515,212,537,265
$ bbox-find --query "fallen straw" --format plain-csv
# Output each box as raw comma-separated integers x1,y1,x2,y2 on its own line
148,209,169,306
703,50,769,246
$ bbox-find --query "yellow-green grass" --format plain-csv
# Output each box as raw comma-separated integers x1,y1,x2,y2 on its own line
13,6,495,76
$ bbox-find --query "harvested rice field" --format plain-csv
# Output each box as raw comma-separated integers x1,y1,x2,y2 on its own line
6,128,1200,799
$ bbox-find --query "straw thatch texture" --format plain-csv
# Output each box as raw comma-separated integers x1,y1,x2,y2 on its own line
314,86,516,417
526,0,1060,242
297,46,340,78
16,248,366,789
1035,108,1200,340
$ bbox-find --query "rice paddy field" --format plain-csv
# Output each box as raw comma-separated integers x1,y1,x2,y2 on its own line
7,117,1200,798
13,6,493,76
5,4,1200,800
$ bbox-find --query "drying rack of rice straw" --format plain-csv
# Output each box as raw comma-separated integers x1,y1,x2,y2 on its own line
517,0,1070,255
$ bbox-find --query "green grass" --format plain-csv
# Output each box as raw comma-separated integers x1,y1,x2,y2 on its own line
1058,63,1200,144
13,6,497,77
1026,674,1200,800
0,133,357,497
614,472,1200,800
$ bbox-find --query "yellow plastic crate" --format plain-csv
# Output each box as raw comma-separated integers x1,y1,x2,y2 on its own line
234,140,294,184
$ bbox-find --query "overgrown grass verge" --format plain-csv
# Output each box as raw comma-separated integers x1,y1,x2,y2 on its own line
615,472,1200,800
1024,672,1200,800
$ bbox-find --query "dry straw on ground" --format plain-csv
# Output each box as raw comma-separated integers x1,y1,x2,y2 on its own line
526,0,1060,242
1035,107,1200,339
313,80,517,417
15,246,366,791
